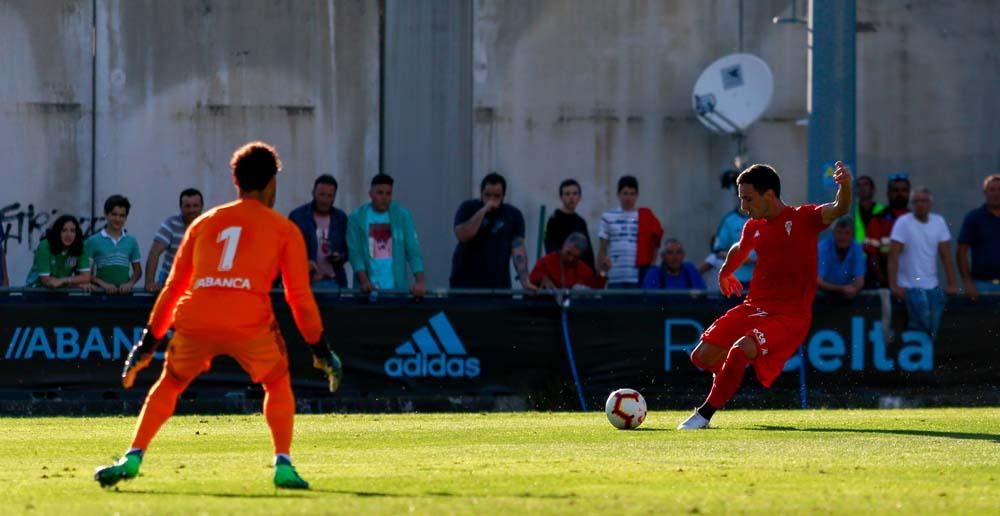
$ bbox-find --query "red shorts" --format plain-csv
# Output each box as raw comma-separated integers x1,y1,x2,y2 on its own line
164,325,289,384
701,303,810,388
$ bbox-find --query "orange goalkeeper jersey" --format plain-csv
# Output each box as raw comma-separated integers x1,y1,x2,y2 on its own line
148,198,323,344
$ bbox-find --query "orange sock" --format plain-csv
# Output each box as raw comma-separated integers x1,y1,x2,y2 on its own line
130,368,191,451
262,372,295,456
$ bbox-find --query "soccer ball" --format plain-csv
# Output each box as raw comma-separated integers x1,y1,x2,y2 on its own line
605,388,647,430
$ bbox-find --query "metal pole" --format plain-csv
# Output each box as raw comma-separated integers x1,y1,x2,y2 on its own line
807,0,856,203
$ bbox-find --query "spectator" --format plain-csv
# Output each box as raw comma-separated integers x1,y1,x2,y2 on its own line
957,174,1000,301
864,173,910,288
347,173,426,297
450,172,535,290
529,232,605,290
544,179,595,271
712,192,755,288
888,187,958,340
86,195,142,294
289,175,349,289
853,175,886,244
642,238,706,290
817,217,866,300
597,175,663,288
144,188,204,292
25,215,93,291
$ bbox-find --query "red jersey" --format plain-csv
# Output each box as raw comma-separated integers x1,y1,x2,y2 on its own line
529,252,606,289
741,204,828,317
148,199,323,344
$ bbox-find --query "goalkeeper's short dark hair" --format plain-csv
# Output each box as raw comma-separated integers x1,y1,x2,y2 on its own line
230,141,281,192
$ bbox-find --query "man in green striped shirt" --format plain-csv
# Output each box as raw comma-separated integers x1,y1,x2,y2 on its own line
87,195,142,294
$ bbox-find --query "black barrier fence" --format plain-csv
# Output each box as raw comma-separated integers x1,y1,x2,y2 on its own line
0,291,998,413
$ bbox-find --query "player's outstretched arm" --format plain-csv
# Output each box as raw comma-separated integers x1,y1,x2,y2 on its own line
122,328,165,388
821,161,853,225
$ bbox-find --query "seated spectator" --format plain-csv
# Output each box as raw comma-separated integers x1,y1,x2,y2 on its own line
957,174,1000,301
450,172,535,290
817,217,866,300
289,174,349,289
529,233,605,290
347,173,426,297
641,239,706,290
544,179,595,271
26,214,93,291
597,175,663,288
145,188,204,292
86,195,142,294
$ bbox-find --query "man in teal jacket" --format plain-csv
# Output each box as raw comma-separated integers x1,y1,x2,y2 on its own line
347,174,426,297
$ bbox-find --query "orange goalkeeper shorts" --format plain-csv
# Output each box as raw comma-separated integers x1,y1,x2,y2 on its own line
164,325,289,384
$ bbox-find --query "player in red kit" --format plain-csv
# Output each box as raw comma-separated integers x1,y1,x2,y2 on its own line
678,162,852,429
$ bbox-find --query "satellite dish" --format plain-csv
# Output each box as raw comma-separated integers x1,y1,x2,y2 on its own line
692,53,774,134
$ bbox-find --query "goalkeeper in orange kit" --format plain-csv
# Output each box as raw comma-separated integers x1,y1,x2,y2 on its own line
95,141,342,490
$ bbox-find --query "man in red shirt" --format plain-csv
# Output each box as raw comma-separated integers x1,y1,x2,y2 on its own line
530,233,606,290
678,162,852,429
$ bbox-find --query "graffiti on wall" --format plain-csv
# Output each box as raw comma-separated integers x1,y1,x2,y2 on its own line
0,202,105,252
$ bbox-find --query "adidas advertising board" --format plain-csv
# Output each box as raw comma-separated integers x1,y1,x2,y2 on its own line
384,312,480,378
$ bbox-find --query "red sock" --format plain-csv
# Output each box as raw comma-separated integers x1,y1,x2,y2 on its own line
130,368,190,451
705,345,751,409
263,372,295,456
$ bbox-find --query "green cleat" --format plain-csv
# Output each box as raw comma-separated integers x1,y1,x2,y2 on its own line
273,458,310,490
94,451,142,488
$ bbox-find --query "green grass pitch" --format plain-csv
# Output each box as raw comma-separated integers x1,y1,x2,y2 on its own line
2,409,997,514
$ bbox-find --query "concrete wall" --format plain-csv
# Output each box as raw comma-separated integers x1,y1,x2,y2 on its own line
2,0,997,287
1,0,380,284
472,0,810,276
857,0,1000,231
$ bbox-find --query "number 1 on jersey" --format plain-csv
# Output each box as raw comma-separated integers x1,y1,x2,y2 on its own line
217,226,242,271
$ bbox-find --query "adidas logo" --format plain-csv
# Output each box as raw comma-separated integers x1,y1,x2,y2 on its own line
384,312,481,378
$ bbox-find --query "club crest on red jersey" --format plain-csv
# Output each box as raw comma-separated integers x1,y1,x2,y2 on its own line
785,220,793,236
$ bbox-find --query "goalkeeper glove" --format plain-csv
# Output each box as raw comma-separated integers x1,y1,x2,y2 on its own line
310,332,343,393
122,327,164,389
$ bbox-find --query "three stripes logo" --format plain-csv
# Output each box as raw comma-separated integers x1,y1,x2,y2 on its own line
384,312,480,378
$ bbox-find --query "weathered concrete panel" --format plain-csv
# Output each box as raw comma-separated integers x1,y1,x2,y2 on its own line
0,0,94,284
94,0,379,282
857,0,1000,230
473,0,808,274
384,0,473,288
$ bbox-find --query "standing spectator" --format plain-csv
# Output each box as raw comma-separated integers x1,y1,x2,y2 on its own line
544,179,595,271
888,187,958,340
87,195,142,294
957,174,1000,301
642,238,706,290
25,215,93,291
145,188,204,292
853,175,886,244
817,217,866,300
529,232,605,290
597,175,663,288
712,193,755,288
864,173,910,288
289,175,349,289
450,173,535,290
347,174,426,297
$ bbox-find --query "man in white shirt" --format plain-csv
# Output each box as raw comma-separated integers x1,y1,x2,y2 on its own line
888,187,958,340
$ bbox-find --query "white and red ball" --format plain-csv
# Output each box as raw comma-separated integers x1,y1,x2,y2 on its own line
605,388,647,430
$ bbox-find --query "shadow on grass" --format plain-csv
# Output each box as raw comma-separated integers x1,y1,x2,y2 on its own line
116,488,576,499
753,425,1000,443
